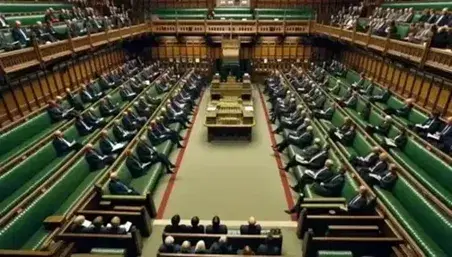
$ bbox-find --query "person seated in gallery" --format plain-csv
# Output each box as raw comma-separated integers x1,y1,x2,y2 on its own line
146,93,163,106
328,80,341,95
290,159,335,193
339,91,358,109
342,186,376,214
108,172,140,195
106,216,128,234
12,21,30,48
312,103,335,120
351,72,366,90
52,130,83,156
271,97,297,123
161,105,190,129
129,78,144,93
159,236,180,253
180,241,193,254
136,136,175,174
329,117,356,144
359,78,375,96
155,79,171,94
272,110,307,134
124,108,147,128
256,234,280,255
427,116,452,152
78,84,95,104
311,167,346,197
238,246,254,255
363,163,398,190
307,92,327,110
83,107,106,128
47,99,78,122
381,127,408,150
240,216,261,235
368,88,391,103
334,87,353,103
186,216,204,234
99,130,127,154
274,126,314,153
32,21,56,44
119,84,137,101
283,117,311,137
174,88,195,110
65,88,84,111
133,101,152,118
70,215,91,233
164,214,187,233
358,153,389,178
365,115,392,136
209,236,231,254
284,143,330,172
412,109,443,137
350,146,381,168
87,82,103,100
85,144,116,170
99,97,119,117
268,87,288,104
194,241,209,254
87,216,108,233
283,138,322,170
125,149,152,178
206,216,228,234
384,98,414,118
112,119,136,141
147,122,184,148
99,72,116,90
75,114,96,136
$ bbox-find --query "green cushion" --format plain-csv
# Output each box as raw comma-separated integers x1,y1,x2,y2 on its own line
5,15,44,26
318,250,353,257
0,3,72,13
214,7,251,15
396,24,410,39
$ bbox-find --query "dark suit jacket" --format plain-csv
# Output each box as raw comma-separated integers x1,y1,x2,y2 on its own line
52,137,74,156
164,224,187,233
421,117,442,133
205,225,228,234
75,118,93,135
106,227,127,234
375,121,391,136
136,141,157,163
109,180,134,195
67,92,84,111
12,27,29,45
126,155,147,178
290,132,313,148
99,102,115,117
313,173,345,197
305,150,328,169
122,115,138,131
240,224,262,235
300,145,321,159
369,161,389,176
435,14,449,26
396,105,412,118
185,225,205,234
312,167,334,182
85,149,106,170
99,136,119,154
48,106,65,121
380,172,397,190
348,195,368,212
81,90,94,103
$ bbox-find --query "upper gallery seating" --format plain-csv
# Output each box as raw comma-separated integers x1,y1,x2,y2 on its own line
213,7,253,20
254,8,314,20
331,2,452,49
275,64,452,257
150,9,208,20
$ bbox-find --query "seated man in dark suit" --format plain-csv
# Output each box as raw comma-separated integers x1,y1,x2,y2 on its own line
156,116,184,140
32,21,56,44
283,138,322,171
87,81,103,100
274,126,314,153
312,167,346,197
365,115,392,136
359,78,375,96
256,234,280,256
47,99,78,122
164,214,187,233
186,216,204,234
134,100,153,118
122,109,144,130
351,72,366,90
65,88,84,111
272,111,306,134
136,136,175,174
113,119,137,141
75,114,95,136
106,216,127,234
351,147,380,168
206,216,228,234
368,88,391,103
80,84,96,103
126,108,147,126
362,163,398,189
284,143,329,172
52,130,82,156
271,97,297,123
11,21,30,48
384,98,414,118
382,127,408,150
313,104,335,120
83,107,106,128
88,216,108,233
164,103,191,128
125,149,151,178
339,91,358,109
427,116,452,152
148,121,184,148
412,109,442,137
285,117,311,137
343,186,376,214
155,79,171,94
129,78,144,93
84,144,116,170
290,159,335,192
307,93,326,110
328,117,356,146
99,130,127,154
240,216,261,235
99,96,120,117
108,172,140,195
210,236,232,254
358,153,389,178
119,84,136,101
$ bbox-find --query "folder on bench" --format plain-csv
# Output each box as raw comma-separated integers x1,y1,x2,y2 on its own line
384,138,396,147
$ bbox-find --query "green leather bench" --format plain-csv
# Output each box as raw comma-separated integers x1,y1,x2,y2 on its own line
214,14,253,20
152,8,207,20
381,2,452,11
213,7,252,20
0,3,72,13
5,14,44,26
101,123,182,196
395,24,410,40
255,8,314,20
317,250,353,257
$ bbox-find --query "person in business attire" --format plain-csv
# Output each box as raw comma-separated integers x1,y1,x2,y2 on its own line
186,216,204,234
240,216,261,235
52,130,82,156
71,215,91,233
180,241,193,254
329,118,353,141
311,167,346,197
412,109,443,137
283,138,322,171
313,103,335,120
274,126,314,153
362,163,397,188
385,98,414,118
194,240,209,254
284,143,330,172
435,8,450,26
136,136,175,174
65,88,84,111
359,78,375,96
206,216,227,234
358,153,389,178
99,130,126,154
88,216,108,233
429,116,452,152
83,107,106,128
239,246,255,255
85,143,116,170
368,88,391,103
271,98,297,123
382,127,408,150
87,81,103,99
164,103,191,128
75,114,95,135
47,100,78,122
106,216,127,234
119,84,137,101
272,111,306,134
99,97,120,117
112,119,136,141
378,164,398,190
79,84,96,103
0,13,8,29
164,214,187,233
12,21,30,48
343,186,376,214
148,122,185,148
32,21,56,44
108,172,140,195
159,236,180,253
209,236,231,254
291,159,335,192
125,149,151,178
351,147,381,168
256,234,280,256
365,115,392,136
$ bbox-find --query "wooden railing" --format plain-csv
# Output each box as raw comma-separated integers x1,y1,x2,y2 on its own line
0,23,148,75
314,23,452,73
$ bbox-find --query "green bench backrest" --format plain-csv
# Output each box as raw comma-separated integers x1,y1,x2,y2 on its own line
391,177,452,256
408,109,427,124
331,110,345,127
0,113,53,156
345,71,360,84
403,139,452,192
396,24,410,39
381,2,452,11
0,3,72,13
412,13,422,23
0,143,57,202
5,15,44,26
214,7,251,14
368,110,384,126
153,8,207,15
352,133,373,156
342,173,358,201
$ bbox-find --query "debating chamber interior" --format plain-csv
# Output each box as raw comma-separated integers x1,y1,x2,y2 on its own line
0,0,452,256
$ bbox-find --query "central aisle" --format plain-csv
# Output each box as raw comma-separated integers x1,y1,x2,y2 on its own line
155,86,291,221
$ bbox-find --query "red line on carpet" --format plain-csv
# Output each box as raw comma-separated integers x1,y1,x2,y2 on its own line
156,89,205,219
258,88,296,221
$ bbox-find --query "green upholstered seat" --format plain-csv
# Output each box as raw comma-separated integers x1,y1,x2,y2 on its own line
395,24,410,40
381,2,452,11
317,250,353,257
5,15,44,26
0,3,72,13
152,8,207,20
255,8,314,20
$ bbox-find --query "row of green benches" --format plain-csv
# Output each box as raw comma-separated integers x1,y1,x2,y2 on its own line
151,7,314,20
381,1,452,11
0,2,72,14
0,67,175,251
294,68,452,257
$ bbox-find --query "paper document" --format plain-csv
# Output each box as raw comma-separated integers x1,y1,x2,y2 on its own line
384,138,396,147
244,106,253,111
82,220,92,228
121,221,132,232
304,169,316,178
295,154,305,163
427,133,440,141
334,131,343,139
112,142,127,151
207,106,217,111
